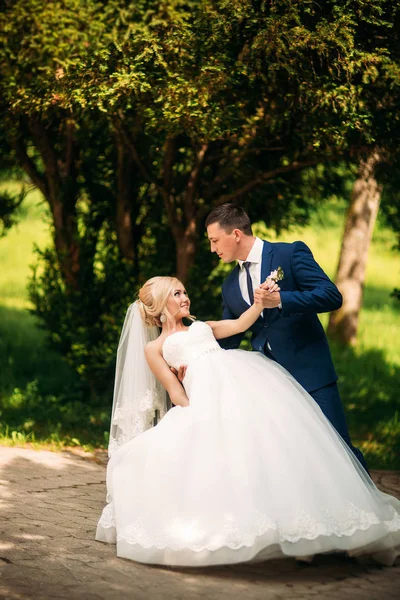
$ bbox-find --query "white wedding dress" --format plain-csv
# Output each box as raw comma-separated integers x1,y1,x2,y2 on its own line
96,321,400,566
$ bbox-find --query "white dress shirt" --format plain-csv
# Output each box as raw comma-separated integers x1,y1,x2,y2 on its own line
237,236,264,305
238,237,274,350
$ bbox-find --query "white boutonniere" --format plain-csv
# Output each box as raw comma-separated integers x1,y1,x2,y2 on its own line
265,266,284,284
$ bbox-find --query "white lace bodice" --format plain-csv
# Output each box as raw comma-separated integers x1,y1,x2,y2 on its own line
162,321,222,371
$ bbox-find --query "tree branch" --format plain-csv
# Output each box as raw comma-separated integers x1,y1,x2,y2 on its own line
28,118,63,209
163,135,176,195
215,159,321,205
115,130,135,262
183,143,208,219
11,136,48,197
114,117,159,189
63,118,75,180
115,121,182,240
161,136,183,238
203,144,288,201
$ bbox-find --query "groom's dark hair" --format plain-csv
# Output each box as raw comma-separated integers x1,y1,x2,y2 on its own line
205,203,253,236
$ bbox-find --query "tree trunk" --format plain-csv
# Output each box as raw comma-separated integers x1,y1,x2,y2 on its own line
115,132,135,262
51,198,81,290
328,151,382,345
14,121,81,290
175,220,198,284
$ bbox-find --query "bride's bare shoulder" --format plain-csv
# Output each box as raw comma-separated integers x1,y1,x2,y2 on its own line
145,336,164,357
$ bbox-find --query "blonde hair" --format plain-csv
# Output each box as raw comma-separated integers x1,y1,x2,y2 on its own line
137,276,193,328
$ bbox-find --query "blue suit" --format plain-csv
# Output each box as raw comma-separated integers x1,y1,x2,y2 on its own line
219,240,368,472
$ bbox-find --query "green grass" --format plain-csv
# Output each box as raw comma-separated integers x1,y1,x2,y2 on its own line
0,182,51,308
0,302,110,448
0,182,111,449
0,185,399,466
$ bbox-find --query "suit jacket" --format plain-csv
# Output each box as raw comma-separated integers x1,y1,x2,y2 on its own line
219,240,342,393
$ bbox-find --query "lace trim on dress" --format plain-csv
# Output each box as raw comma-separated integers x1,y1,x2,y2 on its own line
108,388,167,455
115,503,400,551
98,502,116,530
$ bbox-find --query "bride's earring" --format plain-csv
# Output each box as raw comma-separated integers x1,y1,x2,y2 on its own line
160,314,167,323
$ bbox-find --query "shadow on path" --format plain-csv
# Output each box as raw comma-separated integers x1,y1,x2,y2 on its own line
0,447,399,600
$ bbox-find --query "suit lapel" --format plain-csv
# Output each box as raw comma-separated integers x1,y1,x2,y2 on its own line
260,241,273,284
260,241,276,323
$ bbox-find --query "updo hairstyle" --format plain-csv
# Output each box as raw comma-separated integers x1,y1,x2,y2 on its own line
137,276,185,328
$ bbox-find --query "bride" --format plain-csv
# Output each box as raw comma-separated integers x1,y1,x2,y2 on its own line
96,276,400,567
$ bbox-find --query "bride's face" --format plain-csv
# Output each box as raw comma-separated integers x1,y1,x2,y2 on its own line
165,282,191,320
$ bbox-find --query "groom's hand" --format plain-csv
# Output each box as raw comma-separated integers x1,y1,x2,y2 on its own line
170,365,187,383
254,286,282,309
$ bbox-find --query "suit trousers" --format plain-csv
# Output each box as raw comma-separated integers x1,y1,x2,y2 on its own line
311,382,369,474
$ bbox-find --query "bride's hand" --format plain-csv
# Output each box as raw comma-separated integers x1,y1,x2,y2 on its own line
259,279,280,293
254,279,282,309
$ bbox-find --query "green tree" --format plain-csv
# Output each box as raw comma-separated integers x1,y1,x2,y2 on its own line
327,1,400,345
2,0,400,394
60,0,400,283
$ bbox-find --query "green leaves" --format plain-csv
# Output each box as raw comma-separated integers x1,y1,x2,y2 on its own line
3,0,399,152
2,0,400,395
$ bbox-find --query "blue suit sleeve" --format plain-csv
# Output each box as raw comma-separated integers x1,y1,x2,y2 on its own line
218,288,245,349
279,241,342,317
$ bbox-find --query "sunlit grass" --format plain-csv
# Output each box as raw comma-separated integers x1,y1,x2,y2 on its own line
0,425,107,459
0,183,51,308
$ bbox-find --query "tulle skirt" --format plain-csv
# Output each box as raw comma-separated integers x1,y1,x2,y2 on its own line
96,349,400,566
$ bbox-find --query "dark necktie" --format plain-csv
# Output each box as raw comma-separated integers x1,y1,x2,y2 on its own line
243,262,254,304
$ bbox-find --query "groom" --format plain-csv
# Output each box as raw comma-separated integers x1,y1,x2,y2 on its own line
205,203,369,472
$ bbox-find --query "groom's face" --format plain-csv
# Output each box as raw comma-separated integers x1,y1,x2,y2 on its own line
207,223,239,263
